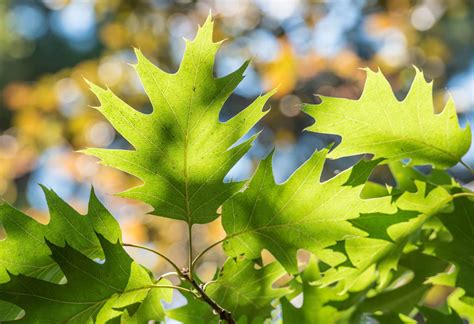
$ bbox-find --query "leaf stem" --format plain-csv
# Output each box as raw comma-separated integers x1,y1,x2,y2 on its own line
451,192,474,200
192,237,226,267
156,271,180,283
122,243,184,276
185,274,236,324
121,284,198,297
142,284,196,295
460,159,474,174
122,241,236,323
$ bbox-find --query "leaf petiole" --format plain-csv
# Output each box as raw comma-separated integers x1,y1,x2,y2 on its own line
122,241,236,323
460,159,474,174
122,243,184,276
192,238,226,267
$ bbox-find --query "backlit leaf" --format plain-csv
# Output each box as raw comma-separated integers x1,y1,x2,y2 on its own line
303,68,471,168
83,16,274,224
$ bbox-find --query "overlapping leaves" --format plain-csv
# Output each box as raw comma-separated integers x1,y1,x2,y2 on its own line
2,16,474,324
0,236,171,323
0,187,120,284
0,188,171,322
221,149,395,273
169,258,290,323
434,194,474,297
319,181,452,291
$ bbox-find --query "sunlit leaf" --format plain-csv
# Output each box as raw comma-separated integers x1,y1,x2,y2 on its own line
221,149,395,273
303,68,471,168
83,16,274,224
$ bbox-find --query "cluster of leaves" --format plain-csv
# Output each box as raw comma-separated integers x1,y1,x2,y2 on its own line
1,17,473,323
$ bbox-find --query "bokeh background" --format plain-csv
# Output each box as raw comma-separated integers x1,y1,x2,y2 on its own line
1,0,473,279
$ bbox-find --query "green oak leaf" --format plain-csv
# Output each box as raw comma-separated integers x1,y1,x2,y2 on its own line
281,256,349,323
388,162,453,194
205,258,291,323
348,209,419,242
319,181,452,292
0,300,23,321
303,68,471,168
352,252,448,321
343,158,384,187
83,16,274,224
221,148,395,273
0,235,171,323
0,186,120,284
118,288,172,323
434,195,474,297
360,181,390,199
166,290,217,324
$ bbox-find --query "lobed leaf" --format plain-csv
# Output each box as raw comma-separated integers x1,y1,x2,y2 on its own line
303,68,471,168
319,181,452,291
83,16,274,225
221,148,395,273
0,187,120,284
0,235,171,323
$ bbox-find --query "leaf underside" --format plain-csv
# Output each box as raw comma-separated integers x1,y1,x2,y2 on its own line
0,188,171,322
221,149,395,273
84,16,274,225
303,68,471,168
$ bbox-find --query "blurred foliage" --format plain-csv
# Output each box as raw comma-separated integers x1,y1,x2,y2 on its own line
0,0,473,286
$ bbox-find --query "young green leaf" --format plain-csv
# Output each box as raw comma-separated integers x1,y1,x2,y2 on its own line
0,235,171,323
83,16,274,224
303,68,471,168
117,287,172,323
221,149,395,273
0,187,120,284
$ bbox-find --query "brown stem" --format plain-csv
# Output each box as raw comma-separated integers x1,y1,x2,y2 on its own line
183,270,236,324
123,242,235,323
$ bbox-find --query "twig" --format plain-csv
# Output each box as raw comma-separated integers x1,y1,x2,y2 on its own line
184,272,236,324
122,242,236,323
